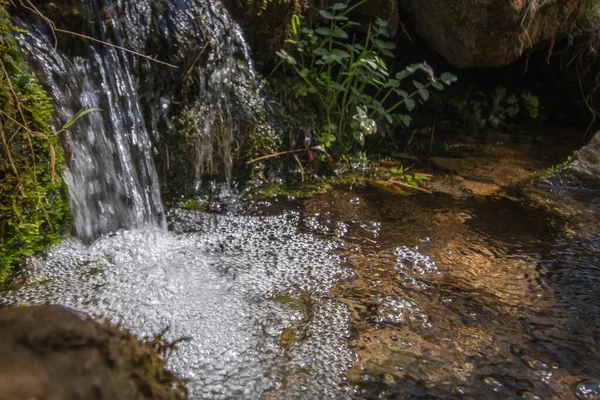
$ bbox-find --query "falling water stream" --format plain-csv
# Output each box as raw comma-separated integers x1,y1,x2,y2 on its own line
3,0,600,399
15,21,166,242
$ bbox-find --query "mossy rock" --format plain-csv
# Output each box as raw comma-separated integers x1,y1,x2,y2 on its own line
0,7,70,282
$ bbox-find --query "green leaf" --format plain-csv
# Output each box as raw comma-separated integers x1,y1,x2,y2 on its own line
374,39,395,50
62,108,101,130
395,70,410,80
299,68,309,78
441,72,458,84
395,89,408,98
315,27,331,36
385,113,393,124
331,3,347,10
397,114,412,127
353,130,365,145
276,50,297,65
331,27,348,39
375,18,388,28
331,49,350,58
319,10,334,20
333,15,349,21
296,85,308,96
419,88,429,101
414,173,431,181
364,59,378,70
432,81,444,91
384,79,399,88
11,25,29,34
329,82,346,91
405,98,416,111
291,15,301,36
412,80,424,90
489,115,501,128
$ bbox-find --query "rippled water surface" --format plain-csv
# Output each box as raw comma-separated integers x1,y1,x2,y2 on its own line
2,211,354,399
3,187,600,399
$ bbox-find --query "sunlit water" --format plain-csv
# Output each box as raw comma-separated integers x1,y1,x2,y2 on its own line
1,210,355,399
3,187,600,399
287,187,600,399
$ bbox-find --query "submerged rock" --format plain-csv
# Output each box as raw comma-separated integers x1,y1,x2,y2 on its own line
0,305,186,400
554,131,600,189
399,0,586,67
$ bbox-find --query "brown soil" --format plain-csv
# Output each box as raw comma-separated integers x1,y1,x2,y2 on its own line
0,305,187,400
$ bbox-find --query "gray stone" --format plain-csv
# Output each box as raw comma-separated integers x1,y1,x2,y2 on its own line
556,131,600,188
399,0,587,67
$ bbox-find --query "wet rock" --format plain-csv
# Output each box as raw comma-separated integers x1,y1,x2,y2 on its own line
575,380,600,399
0,305,186,400
553,131,600,188
346,0,398,37
399,0,587,67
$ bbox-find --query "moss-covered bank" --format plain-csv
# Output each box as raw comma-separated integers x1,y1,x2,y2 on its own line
0,7,70,282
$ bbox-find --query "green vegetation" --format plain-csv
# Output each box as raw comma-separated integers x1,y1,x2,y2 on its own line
275,1,456,156
545,152,576,176
0,7,70,282
450,87,539,129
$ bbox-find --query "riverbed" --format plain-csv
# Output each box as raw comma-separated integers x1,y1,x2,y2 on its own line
2,143,600,399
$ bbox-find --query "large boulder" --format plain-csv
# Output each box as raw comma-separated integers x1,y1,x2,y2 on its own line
0,305,186,400
554,130,600,188
399,0,588,67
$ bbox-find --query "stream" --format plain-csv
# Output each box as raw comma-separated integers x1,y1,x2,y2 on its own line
4,0,600,398
2,185,600,399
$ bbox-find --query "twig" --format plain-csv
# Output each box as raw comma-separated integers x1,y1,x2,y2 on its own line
53,28,178,68
388,178,433,194
0,123,22,187
183,41,210,80
246,146,329,164
19,0,178,69
293,153,305,182
0,59,40,186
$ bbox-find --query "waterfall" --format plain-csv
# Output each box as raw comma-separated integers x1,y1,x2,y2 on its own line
14,6,166,243
13,0,272,240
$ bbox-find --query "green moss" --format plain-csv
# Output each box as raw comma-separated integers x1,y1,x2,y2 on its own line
180,199,210,212
0,7,70,283
243,172,366,200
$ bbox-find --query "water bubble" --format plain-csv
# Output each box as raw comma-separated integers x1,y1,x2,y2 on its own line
576,380,600,399
2,212,356,399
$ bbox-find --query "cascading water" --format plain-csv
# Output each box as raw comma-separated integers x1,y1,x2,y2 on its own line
5,2,360,397
13,0,272,239
14,7,166,243
110,0,274,192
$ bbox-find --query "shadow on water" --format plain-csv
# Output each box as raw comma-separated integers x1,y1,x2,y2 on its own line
291,187,600,399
